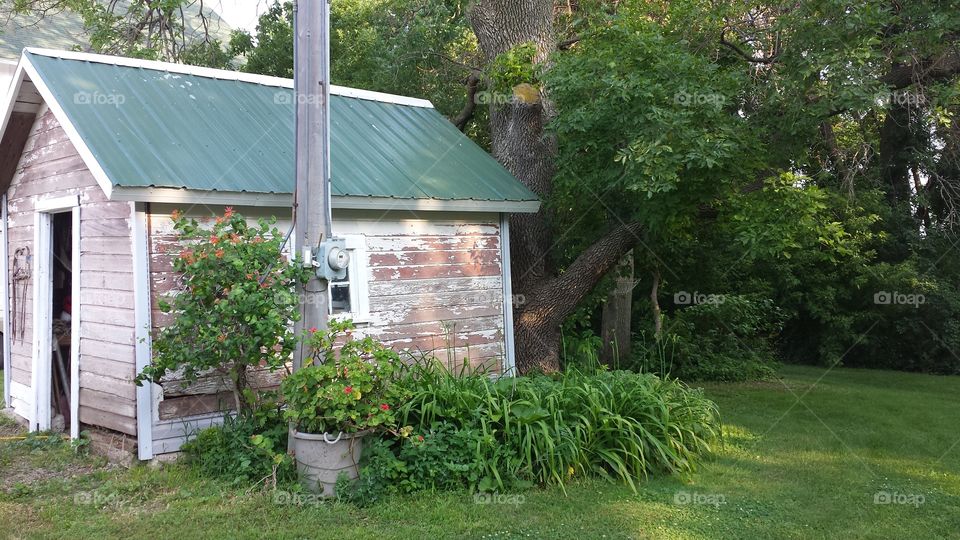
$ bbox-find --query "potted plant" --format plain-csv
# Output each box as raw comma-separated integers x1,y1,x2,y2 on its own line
282,320,399,496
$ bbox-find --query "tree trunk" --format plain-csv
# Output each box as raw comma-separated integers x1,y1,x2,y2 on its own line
650,267,662,339
878,100,915,206
469,0,645,373
600,251,635,368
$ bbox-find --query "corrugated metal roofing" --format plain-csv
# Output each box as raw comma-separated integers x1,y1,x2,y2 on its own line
23,50,538,206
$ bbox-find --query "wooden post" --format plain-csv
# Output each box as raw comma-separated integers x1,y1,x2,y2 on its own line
292,0,332,371
600,250,634,368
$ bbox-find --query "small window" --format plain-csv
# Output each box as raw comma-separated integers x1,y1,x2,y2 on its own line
327,235,369,321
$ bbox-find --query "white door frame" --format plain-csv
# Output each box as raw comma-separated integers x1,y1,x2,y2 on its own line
30,195,79,437
2,193,11,408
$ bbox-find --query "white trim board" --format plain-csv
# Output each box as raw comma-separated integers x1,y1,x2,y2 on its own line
35,194,79,212
23,48,434,108
132,202,154,460
1,194,10,407
69,206,80,440
500,214,517,377
19,59,115,200
109,186,540,214
30,212,52,431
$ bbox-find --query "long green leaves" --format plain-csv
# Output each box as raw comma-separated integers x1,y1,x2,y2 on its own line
393,362,721,492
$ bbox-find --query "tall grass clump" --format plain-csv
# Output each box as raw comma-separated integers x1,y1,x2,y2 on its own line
387,361,721,493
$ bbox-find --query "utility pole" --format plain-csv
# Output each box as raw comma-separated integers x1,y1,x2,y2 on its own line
292,0,333,370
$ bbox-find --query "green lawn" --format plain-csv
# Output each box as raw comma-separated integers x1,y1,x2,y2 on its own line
2,365,959,539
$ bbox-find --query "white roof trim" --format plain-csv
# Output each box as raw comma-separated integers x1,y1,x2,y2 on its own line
109,186,541,213
0,61,27,138
19,55,115,199
22,48,435,108
334,195,540,214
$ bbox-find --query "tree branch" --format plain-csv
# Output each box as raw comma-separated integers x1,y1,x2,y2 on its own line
521,220,644,328
452,72,481,132
719,29,780,65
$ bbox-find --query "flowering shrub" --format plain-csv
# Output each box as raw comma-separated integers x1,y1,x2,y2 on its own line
282,320,400,434
135,208,309,415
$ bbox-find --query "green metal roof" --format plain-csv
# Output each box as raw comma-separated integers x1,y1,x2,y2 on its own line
21,50,538,209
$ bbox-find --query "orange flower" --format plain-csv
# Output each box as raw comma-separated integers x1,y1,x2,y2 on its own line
230,233,240,244
215,249,225,258
217,334,226,342
215,216,224,225
171,209,182,220
224,206,234,218
210,234,220,245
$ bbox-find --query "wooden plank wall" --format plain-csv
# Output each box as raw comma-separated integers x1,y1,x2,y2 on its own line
5,108,138,435
146,207,507,451
360,221,506,370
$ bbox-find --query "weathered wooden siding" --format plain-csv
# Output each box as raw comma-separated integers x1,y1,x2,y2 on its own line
146,206,507,452
4,107,137,434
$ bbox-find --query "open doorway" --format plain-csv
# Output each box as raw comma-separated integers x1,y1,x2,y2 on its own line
49,212,73,433
31,196,79,437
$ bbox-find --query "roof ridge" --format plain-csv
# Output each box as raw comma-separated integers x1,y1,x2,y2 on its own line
22,47,434,108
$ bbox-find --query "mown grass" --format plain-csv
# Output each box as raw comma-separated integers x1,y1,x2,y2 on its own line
1,365,959,539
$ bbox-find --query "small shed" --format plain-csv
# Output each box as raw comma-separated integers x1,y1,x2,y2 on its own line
0,48,538,459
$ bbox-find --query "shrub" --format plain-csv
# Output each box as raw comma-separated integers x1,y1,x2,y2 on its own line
342,362,721,498
282,320,400,434
136,208,309,415
340,421,492,505
632,295,783,381
180,395,294,487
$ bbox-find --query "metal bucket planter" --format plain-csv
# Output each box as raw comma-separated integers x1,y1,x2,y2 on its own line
291,430,367,496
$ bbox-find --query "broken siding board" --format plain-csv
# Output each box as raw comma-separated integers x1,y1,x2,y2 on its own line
151,414,225,454
158,392,234,420
161,368,285,398
79,407,137,436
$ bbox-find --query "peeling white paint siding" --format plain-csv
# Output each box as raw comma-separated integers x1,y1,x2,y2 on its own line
5,108,138,435
146,205,508,449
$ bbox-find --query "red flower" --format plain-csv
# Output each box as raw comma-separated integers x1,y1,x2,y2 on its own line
210,234,220,245
380,404,390,411
417,435,424,442
215,249,225,258
224,206,234,218
344,386,353,394
310,327,318,333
